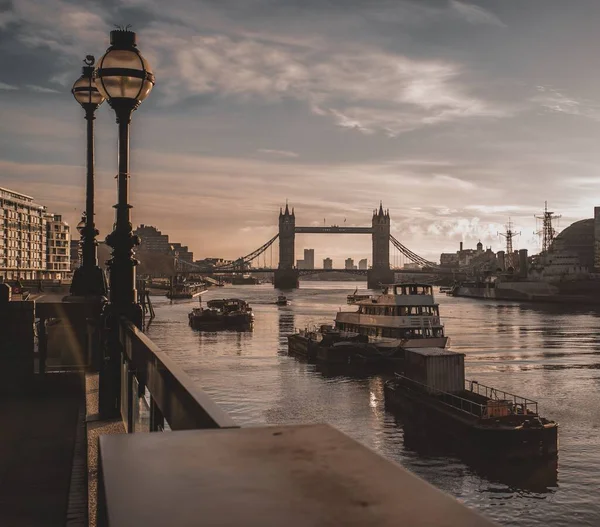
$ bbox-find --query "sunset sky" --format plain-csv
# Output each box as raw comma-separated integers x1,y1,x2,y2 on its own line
2,0,600,266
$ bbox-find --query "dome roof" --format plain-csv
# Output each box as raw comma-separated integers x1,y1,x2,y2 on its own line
549,218,594,267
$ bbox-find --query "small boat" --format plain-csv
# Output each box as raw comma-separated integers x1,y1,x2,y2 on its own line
384,348,558,459
275,295,288,306
438,285,453,293
231,274,259,285
167,282,207,299
188,298,254,330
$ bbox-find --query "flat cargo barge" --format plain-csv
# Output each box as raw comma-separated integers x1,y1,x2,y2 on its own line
385,369,558,459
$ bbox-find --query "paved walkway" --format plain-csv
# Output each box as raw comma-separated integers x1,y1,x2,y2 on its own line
0,375,84,526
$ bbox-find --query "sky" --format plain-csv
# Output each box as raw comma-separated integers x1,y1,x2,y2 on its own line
2,0,600,266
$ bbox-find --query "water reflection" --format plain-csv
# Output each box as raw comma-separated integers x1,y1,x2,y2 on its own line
391,415,558,494
147,283,600,526
277,307,294,354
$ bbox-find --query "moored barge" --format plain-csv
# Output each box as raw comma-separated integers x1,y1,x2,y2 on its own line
384,348,558,459
287,325,368,361
188,298,254,330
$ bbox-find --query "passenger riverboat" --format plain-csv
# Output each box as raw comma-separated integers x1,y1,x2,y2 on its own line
188,298,254,330
384,348,558,459
335,283,448,349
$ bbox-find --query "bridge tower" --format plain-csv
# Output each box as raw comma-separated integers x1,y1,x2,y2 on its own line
367,202,394,289
274,203,299,289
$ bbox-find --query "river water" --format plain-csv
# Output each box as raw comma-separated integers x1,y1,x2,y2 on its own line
146,281,600,526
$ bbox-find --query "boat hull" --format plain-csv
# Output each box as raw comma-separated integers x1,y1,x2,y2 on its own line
453,280,600,305
384,381,558,460
189,313,253,330
287,334,319,360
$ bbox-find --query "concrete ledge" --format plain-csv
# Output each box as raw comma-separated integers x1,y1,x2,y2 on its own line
98,424,496,527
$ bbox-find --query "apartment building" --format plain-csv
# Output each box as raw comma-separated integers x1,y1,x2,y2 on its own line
0,187,71,280
0,187,47,280
45,213,71,279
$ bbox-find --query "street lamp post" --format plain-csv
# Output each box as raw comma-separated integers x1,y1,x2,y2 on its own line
70,56,107,297
94,27,154,326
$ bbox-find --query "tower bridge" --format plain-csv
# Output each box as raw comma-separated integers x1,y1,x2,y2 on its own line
277,202,410,288
194,202,446,289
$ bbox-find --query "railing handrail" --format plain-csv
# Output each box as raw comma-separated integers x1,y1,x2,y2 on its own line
465,379,538,408
119,318,237,431
393,374,538,419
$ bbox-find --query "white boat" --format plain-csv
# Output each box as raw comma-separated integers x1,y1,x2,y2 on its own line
335,283,448,349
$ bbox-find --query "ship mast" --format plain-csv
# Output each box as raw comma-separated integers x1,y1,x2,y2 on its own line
535,201,561,253
498,219,520,270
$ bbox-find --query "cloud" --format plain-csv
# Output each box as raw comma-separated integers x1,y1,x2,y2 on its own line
147,31,508,136
532,86,600,120
257,149,299,158
25,84,60,94
450,1,506,28
9,0,109,58
0,82,18,90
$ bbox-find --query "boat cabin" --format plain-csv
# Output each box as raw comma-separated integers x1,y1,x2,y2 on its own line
383,284,433,296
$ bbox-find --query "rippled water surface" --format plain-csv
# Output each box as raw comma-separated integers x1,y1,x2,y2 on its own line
146,281,600,526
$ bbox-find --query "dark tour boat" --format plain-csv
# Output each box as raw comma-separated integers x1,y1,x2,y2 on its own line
287,325,369,361
275,295,288,306
188,298,254,330
384,348,558,459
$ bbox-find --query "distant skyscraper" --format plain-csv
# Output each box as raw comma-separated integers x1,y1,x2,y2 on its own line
345,258,354,270
304,248,315,269
358,258,368,270
296,259,305,269
323,257,333,270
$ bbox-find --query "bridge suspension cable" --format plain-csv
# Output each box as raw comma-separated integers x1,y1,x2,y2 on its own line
389,235,439,269
214,234,280,269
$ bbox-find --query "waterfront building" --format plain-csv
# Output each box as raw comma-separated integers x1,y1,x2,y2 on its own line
358,258,368,270
345,258,355,270
323,257,333,270
0,187,47,280
45,213,71,279
171,242,194,265
440,241,494,268
403,263,420,270
296,258,305,269
134,224,172,254
195,257,233,269
304,248,315,269
133,224,194,267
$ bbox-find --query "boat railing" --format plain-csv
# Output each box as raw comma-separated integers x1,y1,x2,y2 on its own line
393,374,535,420
466,380,538,417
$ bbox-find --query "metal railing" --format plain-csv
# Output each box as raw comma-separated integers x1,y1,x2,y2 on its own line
466,380,538,417
118,318,237,432
394,374,538,420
